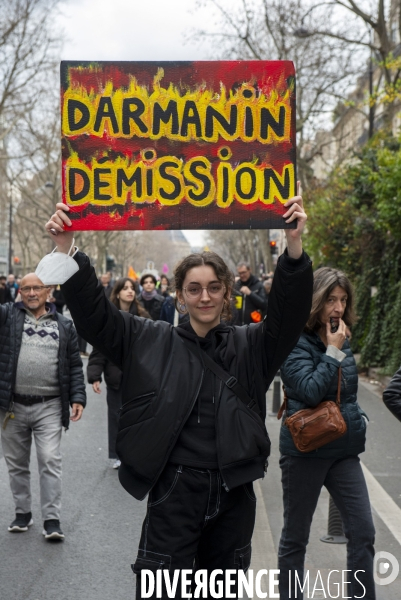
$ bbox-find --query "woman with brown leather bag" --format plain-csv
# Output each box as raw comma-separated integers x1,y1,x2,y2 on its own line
277,267,375,600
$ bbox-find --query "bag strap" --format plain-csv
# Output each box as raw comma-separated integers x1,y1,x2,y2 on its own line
181,338,262,418
277,366,342,420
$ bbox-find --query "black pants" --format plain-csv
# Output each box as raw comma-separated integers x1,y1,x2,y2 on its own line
278,454,376,600
106,386,122,459
133,464,257,599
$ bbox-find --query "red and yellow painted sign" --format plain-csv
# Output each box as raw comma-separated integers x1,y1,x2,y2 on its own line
61,61,296,230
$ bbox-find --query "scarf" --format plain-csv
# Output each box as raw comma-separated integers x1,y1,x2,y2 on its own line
141,289,158,301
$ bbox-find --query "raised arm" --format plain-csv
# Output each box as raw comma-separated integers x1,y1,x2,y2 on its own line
262,249,313,384
45,204,145,369
256,183,313,384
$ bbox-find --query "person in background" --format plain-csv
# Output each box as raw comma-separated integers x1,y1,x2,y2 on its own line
0,273,85,540
137,273,164,321
87,277,150,469
234,262,267,325
278,267,375,600
0,275,11,304
99,272,113,299
6,273,19,303
48,285,66,315
158,274,171,298
383,366,401,421
263,277,273,305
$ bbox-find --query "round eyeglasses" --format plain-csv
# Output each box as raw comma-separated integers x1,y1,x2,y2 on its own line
183,283,225,299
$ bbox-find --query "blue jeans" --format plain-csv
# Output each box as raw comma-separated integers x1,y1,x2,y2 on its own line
278,454,376,600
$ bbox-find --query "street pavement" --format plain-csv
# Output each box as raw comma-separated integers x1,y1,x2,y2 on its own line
0,362,401,599
254,377,401,600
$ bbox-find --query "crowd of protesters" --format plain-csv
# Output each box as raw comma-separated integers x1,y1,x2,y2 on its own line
1,194,401,600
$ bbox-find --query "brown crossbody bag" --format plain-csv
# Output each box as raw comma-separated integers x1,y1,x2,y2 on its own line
277,368,347,452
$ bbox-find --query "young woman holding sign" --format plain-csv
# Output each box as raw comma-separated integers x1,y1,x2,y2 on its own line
44,187,312,599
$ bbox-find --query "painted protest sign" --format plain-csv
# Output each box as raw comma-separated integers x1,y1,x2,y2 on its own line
60,61,296,230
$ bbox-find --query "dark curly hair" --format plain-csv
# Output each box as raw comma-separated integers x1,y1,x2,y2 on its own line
173,252,234,322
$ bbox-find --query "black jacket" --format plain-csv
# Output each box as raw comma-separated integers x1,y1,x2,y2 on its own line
87,347,122,390
0,285,11,304
62,249,313,500
0,301,86,429
383,366,401,421
137,292,164,321
234,275,267,325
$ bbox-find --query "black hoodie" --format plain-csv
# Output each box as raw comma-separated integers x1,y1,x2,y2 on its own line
169,321,229,468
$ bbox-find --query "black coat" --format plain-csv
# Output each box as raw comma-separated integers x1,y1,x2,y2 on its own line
137,293,164,321
62,249,313,500
383,366,401,421
234,275,267,325
0,285,11,304
0,302,86,429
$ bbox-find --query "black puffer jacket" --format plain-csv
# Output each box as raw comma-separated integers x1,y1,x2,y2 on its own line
280,332,368,458
62,249,313,500
0,302,86,429
234,274,267,325
383,366,401,421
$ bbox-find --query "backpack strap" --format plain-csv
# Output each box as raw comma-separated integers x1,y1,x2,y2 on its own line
200,351,262,419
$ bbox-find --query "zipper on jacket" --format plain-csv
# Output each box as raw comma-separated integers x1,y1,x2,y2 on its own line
145,367,205,498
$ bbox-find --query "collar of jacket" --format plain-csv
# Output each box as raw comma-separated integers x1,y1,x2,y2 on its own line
15,301,57,318
305,329,350,353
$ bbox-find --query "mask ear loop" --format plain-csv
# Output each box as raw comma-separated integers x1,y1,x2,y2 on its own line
67,238,77,257
48,238,78,256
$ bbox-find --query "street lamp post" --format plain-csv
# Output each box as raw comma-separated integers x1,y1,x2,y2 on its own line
8,195,12,275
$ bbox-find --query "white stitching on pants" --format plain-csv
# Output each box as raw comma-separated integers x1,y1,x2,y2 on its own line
205,472,221,520
243,483,257,502
148,466,182,507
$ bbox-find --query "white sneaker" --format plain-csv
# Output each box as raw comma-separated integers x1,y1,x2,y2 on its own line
112,459,121,469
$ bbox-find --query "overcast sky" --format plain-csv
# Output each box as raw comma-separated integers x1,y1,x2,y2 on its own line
58,0,214,246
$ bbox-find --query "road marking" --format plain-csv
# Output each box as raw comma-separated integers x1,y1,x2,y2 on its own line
248,480,278,598
362,461,401,546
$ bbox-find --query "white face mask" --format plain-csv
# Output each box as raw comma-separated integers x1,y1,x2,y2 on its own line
35,239,79,285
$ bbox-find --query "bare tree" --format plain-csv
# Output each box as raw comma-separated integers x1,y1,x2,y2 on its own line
192,0,364,185
306,0,401,128
0,0,61,150
206,229,274,274
0,0,62,273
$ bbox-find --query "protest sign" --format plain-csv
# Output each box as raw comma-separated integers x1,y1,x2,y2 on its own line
61,61,296,230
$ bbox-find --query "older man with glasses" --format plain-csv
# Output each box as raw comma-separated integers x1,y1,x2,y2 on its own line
0,273,86,540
